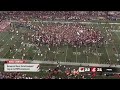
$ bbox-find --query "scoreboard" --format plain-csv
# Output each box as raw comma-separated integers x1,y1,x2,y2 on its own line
79,67,102,72
78,67,117,73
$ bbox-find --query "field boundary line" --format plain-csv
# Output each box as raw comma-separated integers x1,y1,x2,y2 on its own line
9,20,120,25
1,58,120,68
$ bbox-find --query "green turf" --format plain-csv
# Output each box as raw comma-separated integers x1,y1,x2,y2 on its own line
1,21,120,65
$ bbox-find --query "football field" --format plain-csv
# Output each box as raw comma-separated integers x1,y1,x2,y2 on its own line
1,21,120,65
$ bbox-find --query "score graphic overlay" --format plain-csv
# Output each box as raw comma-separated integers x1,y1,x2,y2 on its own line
97,67,102,72
102,67,117,72
79,67,103,72
78,67,90,72
4,60,40,72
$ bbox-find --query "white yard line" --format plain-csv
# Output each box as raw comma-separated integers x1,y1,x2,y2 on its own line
86,46,88,63
103,25,113,64
12,28,27,59
103,28,111,63
0,35,13,50
9,20,120,25
114,31,120,40
105,26,118,64
32,45,45,60
24,46,32,55
32,49,38,60
2,24,22,58
0,35,11,49
65,45,68,62
44,50,47,61
28,44,40,60
94,45,100,64
25,46,33,59
21,43,33,60
113,30,120,47
0,35,13,58
112,31,120,60
87,56,88,63
104,42,111,64
90,23,100,63
54,46,58,60
11,44,23,58
109,30,119,57
76,47,78,63
0,33,9,42
111,32,120,63
14,43,32,60
2,35,20,58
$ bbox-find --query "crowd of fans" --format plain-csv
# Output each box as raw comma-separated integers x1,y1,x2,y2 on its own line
0,11,99,21
0,72,33,79
0,11,120,23
1,11,120,21
0,11,120,79
26,22,104,47
0,20,11,32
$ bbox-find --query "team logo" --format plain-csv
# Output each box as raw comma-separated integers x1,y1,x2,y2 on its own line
91,67,96,72
78,67,85,72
